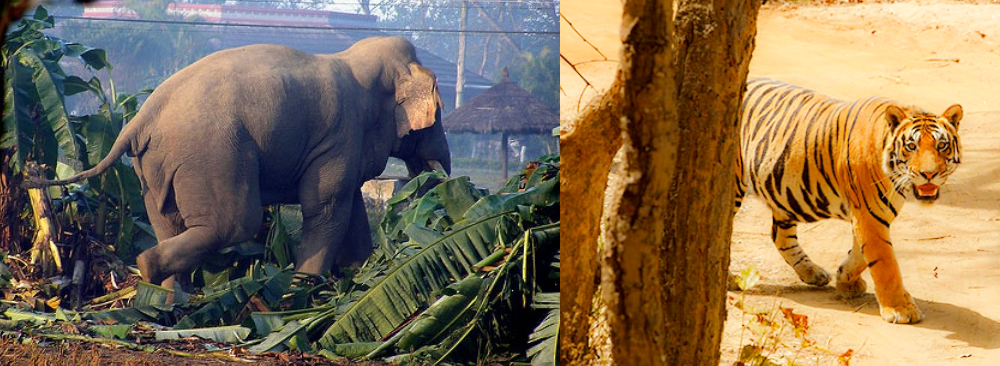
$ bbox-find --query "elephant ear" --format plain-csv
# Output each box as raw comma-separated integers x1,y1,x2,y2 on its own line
395,63,443,138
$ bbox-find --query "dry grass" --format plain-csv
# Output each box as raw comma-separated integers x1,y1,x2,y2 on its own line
0,335,395,366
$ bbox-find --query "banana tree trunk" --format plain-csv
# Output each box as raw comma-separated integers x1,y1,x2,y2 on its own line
0,152,27,253
26,163,62,277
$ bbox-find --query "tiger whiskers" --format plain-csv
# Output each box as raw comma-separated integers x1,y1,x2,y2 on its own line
872,175,899,201
883,169,912,202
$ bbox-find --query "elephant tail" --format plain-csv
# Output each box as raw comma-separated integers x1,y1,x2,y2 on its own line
21,121,138,188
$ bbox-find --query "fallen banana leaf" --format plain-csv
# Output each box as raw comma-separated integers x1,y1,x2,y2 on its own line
248,317,313,354
395,275,485,352
134,282,172,306
327,342,383,359
316,212,516,348
4,308,56,324
462,177,558,221
155,325,251,343
90,324,131,340
527,307,559,366
403,224,444,247
87,304,176,325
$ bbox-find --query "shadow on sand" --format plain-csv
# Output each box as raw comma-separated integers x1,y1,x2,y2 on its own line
741,283,1000,349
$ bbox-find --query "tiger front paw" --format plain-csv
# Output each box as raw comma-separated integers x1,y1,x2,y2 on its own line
836,277,867,298
879,293,923,324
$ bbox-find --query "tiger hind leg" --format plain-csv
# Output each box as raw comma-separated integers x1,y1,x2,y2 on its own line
733,154,747,215
734,176,746,215
835,237,868,298
772,218,830,286
728,172,747,291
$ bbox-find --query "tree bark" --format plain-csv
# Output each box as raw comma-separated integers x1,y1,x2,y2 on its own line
559,80,621,363
560,0,760,364
598,0,677,363
650,0,760,363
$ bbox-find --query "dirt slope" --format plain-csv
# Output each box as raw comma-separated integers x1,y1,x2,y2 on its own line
560,1,1000,364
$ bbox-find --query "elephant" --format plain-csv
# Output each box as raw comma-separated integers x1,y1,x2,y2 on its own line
30,36,451,288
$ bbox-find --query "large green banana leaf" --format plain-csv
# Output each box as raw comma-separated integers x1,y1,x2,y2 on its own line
315,211,519,348
527,293,559,366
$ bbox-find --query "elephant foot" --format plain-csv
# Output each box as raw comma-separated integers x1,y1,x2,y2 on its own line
137,249,166,284
162,275,177,304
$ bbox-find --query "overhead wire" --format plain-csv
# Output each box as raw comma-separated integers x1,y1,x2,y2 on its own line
54,15,558,35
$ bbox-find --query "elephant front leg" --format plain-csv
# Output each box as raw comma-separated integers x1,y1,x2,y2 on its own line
296,190,356,276
853,215,922,324
336,192,375,269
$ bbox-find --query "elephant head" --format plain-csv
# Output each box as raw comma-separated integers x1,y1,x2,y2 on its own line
391,61,452,177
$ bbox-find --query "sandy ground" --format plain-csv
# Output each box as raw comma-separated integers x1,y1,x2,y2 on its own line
561,1,1000,365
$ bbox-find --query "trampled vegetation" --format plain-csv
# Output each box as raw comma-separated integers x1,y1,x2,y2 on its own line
1,8,559,364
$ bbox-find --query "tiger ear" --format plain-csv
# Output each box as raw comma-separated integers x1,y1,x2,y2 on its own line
885,105,907,131
941,104,963,130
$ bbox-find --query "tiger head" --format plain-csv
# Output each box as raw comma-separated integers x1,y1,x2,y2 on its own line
882,104,963,202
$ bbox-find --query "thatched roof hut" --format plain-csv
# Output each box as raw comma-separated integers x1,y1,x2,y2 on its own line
443,72,558,180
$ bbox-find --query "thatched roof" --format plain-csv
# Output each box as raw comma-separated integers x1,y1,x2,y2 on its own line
442,79,558,134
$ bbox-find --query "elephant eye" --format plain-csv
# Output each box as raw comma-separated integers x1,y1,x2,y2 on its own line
937,141,949,151
904,142,917,151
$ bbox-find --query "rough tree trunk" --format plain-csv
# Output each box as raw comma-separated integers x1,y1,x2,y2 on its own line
561,0,760,364
598,0,678,362
559,81,621,363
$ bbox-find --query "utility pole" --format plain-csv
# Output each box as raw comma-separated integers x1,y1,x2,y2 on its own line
455,0,467,108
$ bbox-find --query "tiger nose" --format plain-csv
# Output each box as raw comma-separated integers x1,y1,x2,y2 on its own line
920,171,938,180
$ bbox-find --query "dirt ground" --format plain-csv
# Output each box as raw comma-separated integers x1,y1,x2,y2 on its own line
561,1,1000,365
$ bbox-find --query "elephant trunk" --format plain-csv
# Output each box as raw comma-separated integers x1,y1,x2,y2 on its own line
427,160,447,174
405,158,450,179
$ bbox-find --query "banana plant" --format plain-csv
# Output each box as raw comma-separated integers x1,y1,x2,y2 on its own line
3,6,108,172
2,6,152,267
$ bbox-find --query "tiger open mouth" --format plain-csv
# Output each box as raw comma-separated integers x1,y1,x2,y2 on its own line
913,183,940,201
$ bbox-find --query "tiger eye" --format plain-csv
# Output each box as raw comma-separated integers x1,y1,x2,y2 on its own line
905,142,917,151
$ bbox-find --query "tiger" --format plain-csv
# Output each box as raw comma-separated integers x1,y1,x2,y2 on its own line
734,78,963,324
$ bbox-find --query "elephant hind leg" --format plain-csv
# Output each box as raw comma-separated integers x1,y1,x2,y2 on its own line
138,137,264,285
140,179,186,286
137,226,219,285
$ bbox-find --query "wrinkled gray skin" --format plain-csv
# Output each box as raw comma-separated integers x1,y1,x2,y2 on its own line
35,37,451,287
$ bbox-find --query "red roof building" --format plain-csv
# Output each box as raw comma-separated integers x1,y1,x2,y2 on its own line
82,1,376,27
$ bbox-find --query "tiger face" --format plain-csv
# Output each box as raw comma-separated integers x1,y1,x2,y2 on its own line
882,104,964,202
